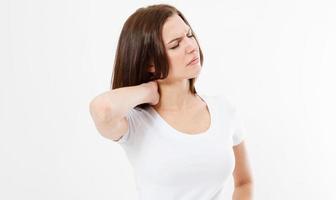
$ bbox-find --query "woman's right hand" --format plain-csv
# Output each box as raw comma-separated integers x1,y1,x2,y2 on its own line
141,81,160,106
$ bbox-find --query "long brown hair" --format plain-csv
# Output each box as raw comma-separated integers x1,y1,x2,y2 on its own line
111,4,204,109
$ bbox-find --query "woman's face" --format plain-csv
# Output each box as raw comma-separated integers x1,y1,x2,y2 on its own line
154,14,201,83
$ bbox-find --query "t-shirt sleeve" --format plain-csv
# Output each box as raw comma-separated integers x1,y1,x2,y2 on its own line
114,107,140,144
219,94,246,146
231,105,246,146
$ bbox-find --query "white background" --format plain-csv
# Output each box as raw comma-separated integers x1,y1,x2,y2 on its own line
1,0,335,199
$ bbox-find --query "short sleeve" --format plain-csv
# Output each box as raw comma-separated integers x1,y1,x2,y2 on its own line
232,105,246,146
218,94,246,146
114,107,139,144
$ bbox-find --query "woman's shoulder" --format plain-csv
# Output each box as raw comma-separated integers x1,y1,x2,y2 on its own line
200,93,238,113
127,105,153,121
198,93,230,104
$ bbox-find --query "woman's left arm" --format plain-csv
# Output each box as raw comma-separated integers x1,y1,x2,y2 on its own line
232,141,254,200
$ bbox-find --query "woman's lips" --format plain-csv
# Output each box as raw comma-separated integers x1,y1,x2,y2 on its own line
187,57,199,66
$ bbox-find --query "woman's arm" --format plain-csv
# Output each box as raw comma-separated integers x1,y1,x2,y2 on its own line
232,141,254,200
89,81,159,140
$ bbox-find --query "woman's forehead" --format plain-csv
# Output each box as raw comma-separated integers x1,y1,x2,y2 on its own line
162,15,190,43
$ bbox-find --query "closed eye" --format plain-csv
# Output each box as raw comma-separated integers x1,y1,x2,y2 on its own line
170,33,195,49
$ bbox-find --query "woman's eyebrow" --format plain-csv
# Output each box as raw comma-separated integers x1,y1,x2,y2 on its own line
167,27,191,44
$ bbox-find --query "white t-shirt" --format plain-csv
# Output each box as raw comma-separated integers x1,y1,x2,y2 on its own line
115,94,246,200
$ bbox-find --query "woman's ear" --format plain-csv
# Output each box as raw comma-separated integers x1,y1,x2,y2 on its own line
147,64,155,73
146,64,156,80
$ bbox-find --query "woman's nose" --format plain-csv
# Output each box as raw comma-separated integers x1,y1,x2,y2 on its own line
185,39,197,54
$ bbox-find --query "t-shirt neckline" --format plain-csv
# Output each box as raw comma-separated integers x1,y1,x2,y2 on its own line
148,94,215,139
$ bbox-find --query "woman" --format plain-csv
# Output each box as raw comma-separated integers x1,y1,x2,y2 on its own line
89,4,253,200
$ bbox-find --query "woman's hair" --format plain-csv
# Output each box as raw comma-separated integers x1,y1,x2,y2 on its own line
111,4,204,109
